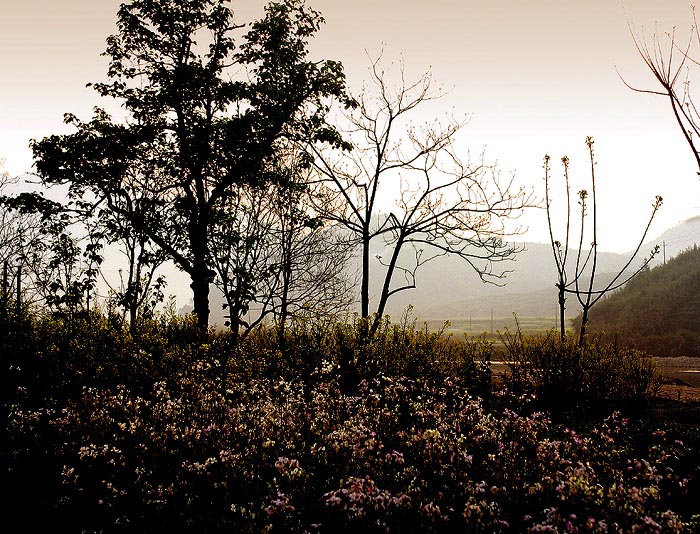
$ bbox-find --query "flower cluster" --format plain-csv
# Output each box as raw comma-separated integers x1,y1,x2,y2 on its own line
6,368,696,532
2,312,697,532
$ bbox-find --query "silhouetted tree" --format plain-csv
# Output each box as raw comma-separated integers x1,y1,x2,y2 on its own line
269,153,354,346
545,137,662,344
31,0,352,328
623,6,700,174
211,147,353,347
0,163,77,312
312,58,534,337
105,230,168,333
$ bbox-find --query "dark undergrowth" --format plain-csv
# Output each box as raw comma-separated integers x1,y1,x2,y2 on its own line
1,302,698,532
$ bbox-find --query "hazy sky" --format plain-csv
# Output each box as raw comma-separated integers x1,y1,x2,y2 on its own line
2,0,700,253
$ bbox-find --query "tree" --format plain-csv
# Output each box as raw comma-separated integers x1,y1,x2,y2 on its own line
266,152,354,346
0,163,26,305
312,58,534,337
31,0,352,328
104,228,168,333
544,137,662,344
623,6,700,174
0,192,100,316
0,162,71,312
210,147,353,347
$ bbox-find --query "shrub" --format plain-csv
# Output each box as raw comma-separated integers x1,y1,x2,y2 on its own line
5,373,693,532
502,329,659,414
1,308,696,532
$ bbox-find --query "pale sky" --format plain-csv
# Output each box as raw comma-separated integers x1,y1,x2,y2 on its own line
2,0,700,253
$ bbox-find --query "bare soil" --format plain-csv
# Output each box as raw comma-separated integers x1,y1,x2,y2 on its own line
653,357,700,402
491,356,700,402
653,357,700,388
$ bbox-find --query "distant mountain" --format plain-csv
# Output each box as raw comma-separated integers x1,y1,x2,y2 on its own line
584,245,700,357
644,216,700,267
191,216,700,327
380,242,632,320
382,216,700,322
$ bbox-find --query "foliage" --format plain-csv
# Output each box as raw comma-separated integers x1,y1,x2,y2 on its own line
583,245,700,357
30,0,353,327
501,328,659,415
1,307,698,532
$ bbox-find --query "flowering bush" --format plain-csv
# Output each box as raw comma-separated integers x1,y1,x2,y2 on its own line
5,372,696,531
1,311,697,532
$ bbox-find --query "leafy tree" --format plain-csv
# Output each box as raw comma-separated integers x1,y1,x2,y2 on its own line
0,164,25,306
0,162,80,313
312,58,533,337
31,0,352,328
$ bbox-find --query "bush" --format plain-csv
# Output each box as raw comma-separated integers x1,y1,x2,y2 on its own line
5,373,692,532
502,329,659,414
2,309,696,532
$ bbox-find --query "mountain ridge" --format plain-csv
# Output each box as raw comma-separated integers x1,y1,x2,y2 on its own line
388,216,700,321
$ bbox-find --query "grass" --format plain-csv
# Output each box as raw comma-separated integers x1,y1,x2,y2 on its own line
424,316,559,338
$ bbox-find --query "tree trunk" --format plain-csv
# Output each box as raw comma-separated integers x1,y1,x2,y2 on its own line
578,306,589,346
191,271,210,329
557,283,566,342
371,235,405,337
190,229,211,330
361,227,370,319
189,210,212,329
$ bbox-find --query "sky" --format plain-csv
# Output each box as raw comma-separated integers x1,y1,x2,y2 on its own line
2,0,700,255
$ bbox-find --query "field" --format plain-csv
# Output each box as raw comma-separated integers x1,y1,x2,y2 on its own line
425,316,700,393
424,316,558,337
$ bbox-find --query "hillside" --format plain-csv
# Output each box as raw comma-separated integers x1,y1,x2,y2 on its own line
645,215,700,267
585,246,700,357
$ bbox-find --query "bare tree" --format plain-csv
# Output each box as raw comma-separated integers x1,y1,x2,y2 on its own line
211,182,278,343
0,163,54,310
104,232,168,332
271,174,354,344
545,137,662,344
312,58,534,337
623,6,700,173
211,149,353,347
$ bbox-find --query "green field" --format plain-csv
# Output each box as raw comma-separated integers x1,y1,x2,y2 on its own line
424,316,560,338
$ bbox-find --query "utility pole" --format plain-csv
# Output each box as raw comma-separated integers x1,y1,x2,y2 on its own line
663,241,667,265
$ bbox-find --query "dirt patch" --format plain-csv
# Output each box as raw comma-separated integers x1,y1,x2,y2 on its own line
655,383,700,402
654,356,700,388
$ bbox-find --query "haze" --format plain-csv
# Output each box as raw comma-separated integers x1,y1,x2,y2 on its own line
2,0,700,253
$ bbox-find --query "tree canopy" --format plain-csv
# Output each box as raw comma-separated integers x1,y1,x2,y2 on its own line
31,0,353,327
